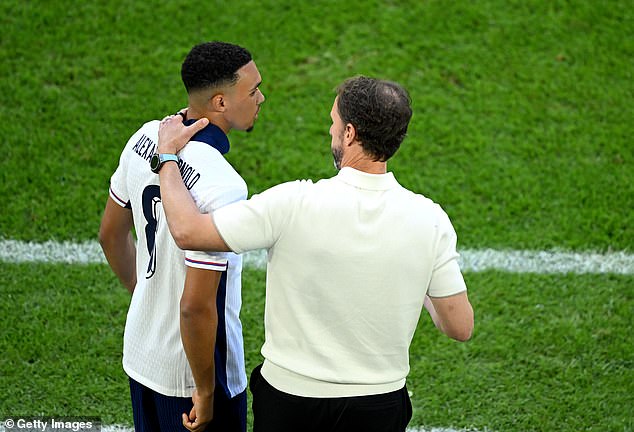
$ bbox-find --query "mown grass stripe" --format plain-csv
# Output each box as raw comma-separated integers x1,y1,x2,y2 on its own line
1,240,632,274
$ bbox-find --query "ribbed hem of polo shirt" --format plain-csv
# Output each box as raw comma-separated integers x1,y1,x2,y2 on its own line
261,360,406,398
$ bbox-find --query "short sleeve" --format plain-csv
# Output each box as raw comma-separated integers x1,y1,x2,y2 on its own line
427,206,467,297
213,180,305,254
109,153,131,208
184,250,229,271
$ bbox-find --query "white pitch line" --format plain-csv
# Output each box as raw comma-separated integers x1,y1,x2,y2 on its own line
457,248,634,274
0,239,633,275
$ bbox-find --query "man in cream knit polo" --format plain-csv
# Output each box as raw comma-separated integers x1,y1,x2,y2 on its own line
155,76,474,432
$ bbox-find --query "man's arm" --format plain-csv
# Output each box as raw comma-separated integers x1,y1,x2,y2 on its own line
180,266,221,431
156,115,230,252
424,292,474,341
98,196,136,293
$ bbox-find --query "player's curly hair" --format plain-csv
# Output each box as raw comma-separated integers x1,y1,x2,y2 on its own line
181,41,252,93
336,76,412,162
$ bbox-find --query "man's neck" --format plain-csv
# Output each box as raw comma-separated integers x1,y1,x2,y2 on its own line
340,155,387,174
347,163,387,174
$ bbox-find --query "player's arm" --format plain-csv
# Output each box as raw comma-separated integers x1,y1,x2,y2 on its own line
98,196,137,293
180,266,221,431
156,116,230,252
424,292,473,341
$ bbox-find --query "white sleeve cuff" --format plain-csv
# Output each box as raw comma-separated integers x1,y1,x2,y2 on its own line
184,251,229,271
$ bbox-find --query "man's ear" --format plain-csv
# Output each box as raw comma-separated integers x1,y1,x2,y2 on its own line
344,123,357,146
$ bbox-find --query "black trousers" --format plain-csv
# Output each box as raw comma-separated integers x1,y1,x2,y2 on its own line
250,364,412,432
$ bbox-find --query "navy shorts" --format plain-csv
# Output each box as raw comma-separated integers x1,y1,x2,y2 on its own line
129,377,247,432
249,364,412,432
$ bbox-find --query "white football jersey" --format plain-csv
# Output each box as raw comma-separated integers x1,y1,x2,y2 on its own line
109,119,247,398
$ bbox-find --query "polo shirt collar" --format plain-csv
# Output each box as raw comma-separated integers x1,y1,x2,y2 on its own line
336,167,398,191
183,119,230,155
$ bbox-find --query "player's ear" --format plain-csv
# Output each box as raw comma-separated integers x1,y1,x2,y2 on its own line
209,93,226,112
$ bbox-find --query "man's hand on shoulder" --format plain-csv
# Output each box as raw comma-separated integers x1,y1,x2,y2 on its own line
158,110,209,154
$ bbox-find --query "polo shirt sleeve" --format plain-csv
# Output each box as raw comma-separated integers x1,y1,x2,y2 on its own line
213,180,303,254
427,206,467,297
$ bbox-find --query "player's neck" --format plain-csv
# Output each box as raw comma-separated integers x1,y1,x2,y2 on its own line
185,108,230,135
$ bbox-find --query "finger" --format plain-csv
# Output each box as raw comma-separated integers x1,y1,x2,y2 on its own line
173,118,208,144
182,413,194,430
188,118,209,133
191,421,206,432
176,107,188,119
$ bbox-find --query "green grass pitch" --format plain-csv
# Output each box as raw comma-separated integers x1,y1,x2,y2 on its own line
1,1,632,431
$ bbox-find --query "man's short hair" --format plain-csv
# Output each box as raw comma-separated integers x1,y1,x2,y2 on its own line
336,76,413,161
181,41,252,93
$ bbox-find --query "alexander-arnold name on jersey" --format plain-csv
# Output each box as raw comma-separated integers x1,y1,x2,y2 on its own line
132,133,201,190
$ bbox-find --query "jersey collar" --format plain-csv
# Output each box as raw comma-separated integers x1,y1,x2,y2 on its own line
183,119,230,155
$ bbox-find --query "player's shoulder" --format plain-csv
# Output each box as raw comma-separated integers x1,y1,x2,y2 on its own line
122,120,159,151
131,119,160,138
179,144,246,196
179,140,223,162
180,143,242,180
